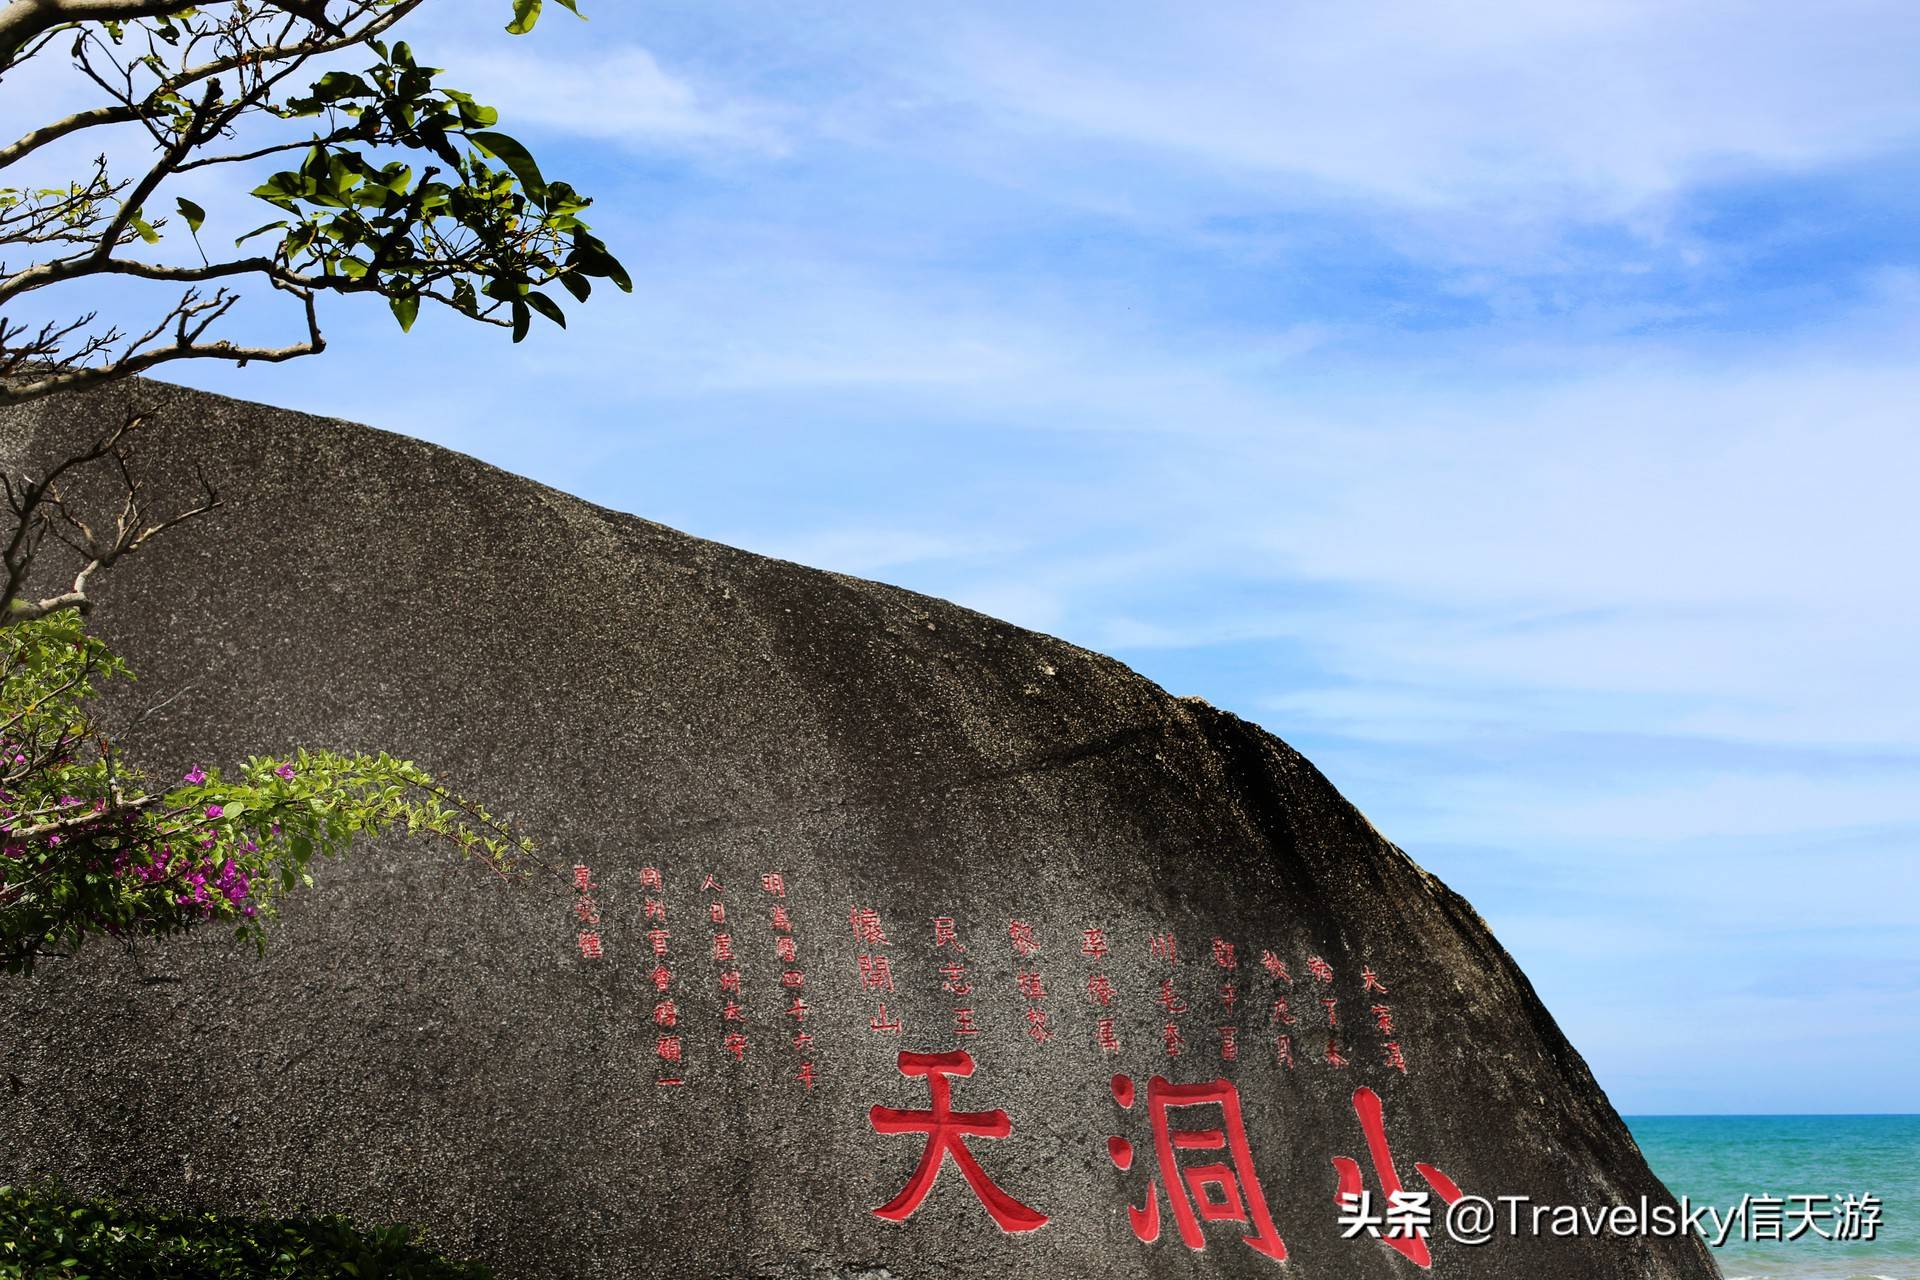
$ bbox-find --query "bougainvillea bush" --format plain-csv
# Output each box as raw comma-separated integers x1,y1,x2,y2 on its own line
0,605,533,974
0,1180,492,1278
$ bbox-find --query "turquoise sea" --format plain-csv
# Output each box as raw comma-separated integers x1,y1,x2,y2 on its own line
1626,1116,1920,1280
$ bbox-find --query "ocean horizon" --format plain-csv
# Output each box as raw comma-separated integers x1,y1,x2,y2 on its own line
1625,1115,1919,1280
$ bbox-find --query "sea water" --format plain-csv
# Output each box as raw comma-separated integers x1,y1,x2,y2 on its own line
1626,1116,1920,1280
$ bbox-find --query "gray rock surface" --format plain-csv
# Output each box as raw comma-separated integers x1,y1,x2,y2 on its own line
0,379,1717,1279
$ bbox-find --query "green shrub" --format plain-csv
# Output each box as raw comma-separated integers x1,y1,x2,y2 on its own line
0,1183,492,1279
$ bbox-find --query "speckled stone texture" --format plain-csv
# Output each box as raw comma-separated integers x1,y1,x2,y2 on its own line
0,379,1717,1280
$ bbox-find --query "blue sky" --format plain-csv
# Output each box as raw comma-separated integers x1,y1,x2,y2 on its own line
16,1,1920,1113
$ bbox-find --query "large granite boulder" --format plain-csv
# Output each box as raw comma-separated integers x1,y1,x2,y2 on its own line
0,379,1716,1279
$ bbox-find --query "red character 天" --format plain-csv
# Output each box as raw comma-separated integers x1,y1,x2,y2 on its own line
1332,1086,1463,1268
1008,920,1040,958
1107,1073,1286,1262
869,1050,1049,1233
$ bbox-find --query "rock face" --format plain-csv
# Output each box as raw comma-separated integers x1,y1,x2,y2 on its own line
0,379,1715,1280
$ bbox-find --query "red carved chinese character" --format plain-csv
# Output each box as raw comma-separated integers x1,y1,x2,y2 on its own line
775,936,798,963
713,933,736,963
1150,933,1179,963
571,864,595,891
1306,955,1334,985
645,898,667,924
1321,997,1338,1027
796,1062,816,1088
573,897,600,925
719,970,742,994
576,931,603,960
1220,983,1238,1011
1332,1087,1463,1268
1271,997,1295,1025
762,872,787,897
1324,1036,1348,1068
1097,1017,1122,1054
1007,920,1040,958
709,902,727,925
792,1030,815,1052
1087,973,1117,1006
1382,1042,1409,1074
1260,950,1291,983
1107,1073,1286,1262
1274,1035,1295,1070
656,1034,682,1064
724,1032,749,1062
701,873,724,893
1155,977,1188,1014
639,866,663,891
650,964,672,993
870,1003,903,1034
1015,971,1047,1001
859,953,896,992
1212,938,1237,970
1361,966,1389,995
653,999,679,1028
954,1008,981,1037
1371,1004,1394,1034
781,969,806,988
1025,1008,1053,1043
1218,1027,1240,1062
849,906,890,946
787,997,811,1022
1163,1024,1186,1058
771,905,794,933
1082,927,1109,961
647,928,671,957
869,1050,1049,1233
932,917,965,950
940,961,973,996
723,999,746,1023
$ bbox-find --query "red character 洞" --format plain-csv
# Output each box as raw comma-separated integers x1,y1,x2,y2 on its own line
1107,1073,1286,1262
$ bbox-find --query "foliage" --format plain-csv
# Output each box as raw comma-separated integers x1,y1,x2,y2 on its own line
0,1181,493,1279
0,0,629,406
0,607,534,974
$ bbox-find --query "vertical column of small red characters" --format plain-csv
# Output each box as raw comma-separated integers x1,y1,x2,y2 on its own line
1306,953,1346,1068
703,874,748,1069
1149,931,1186,1060
1080,926,1121,1054
1007,920,1051,1045
640,865,682,1086
1211,937,1240,1065
571,864,603,961
762,873,814,1088
930,916,978,1040
1259,948,1296,1069
1360,964,1406,1073
850,904,901,1035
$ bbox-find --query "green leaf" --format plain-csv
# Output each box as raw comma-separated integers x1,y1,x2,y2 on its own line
510,299,530,343
505,0,541,34
129,214,159,245
559,272,590,303
174,197,205,233
234,220,288,246
390,292,420,333
524,290,566,328
467,130,547,204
